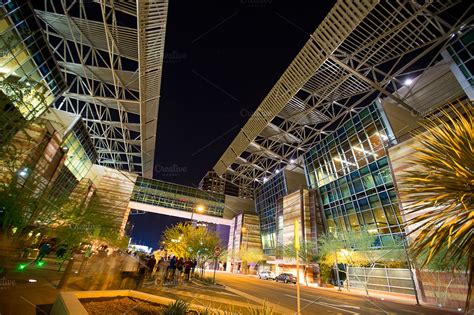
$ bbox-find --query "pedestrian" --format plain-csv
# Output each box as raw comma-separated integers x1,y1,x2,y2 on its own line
120,252,139,289
136,261,146,289
184,258,192,281
35,243,50,262
191,259,197,277
98,244,108,257
146,255,156,279
154,257,167,286
56,244,67,258
167,256,177,282
176,257,184,284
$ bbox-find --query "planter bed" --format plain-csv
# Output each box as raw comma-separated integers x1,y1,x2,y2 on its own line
51,290,206,315
80,296,165,315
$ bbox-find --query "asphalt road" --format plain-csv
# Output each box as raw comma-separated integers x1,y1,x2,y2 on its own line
214,272,456,315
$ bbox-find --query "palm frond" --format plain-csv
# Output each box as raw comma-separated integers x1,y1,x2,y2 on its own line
400,100,473,311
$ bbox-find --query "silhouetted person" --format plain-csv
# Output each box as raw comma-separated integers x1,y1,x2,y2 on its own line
56,244,67,258
35,243,50,262
191,259,197,276
184,259,192,281
167,256,177,281
136,262,146,289
146,255,156,279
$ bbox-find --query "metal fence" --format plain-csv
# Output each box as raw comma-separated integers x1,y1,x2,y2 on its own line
347,266,415,295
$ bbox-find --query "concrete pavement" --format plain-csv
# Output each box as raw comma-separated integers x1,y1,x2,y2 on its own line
213,272,460,315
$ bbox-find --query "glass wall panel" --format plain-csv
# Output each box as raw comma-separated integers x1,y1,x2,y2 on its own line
304,101,403,245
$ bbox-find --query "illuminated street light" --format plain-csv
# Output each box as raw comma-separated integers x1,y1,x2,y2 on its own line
191,205,205,222
18,167,29,177
404,78,413,86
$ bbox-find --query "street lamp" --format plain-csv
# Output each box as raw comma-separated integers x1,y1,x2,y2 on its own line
191,205,205,222
18,167,29,177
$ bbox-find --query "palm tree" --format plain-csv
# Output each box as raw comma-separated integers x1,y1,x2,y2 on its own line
400,101,473,312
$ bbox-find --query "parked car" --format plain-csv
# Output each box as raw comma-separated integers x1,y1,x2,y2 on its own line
258,270,275,280
275,273,297,284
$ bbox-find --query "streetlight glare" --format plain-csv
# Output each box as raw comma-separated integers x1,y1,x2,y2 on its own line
196,205,205,212
18,167,28,177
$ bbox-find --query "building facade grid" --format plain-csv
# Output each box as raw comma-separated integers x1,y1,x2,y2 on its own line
254,171,287,254
447,30,473,86
304,101,404,247
132,177,225,218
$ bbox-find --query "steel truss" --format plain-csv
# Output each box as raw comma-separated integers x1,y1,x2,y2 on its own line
214,0,472,191
35,0,168,178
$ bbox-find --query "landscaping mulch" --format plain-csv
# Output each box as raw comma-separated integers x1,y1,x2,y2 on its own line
80,296,165,315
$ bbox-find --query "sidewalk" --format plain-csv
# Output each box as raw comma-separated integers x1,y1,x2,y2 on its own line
0,258,63,315
301,282,463,314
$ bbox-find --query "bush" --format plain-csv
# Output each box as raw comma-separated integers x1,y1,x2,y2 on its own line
161,299,189,315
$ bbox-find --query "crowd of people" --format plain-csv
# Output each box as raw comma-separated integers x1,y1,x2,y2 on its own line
94,250,200,289
151,256,198,286
25,241,205,290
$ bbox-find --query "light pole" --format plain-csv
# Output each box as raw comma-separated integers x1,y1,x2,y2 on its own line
191,205,205,222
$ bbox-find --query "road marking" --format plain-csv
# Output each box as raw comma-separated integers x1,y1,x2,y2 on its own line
224,286,296,314
284,294,360,314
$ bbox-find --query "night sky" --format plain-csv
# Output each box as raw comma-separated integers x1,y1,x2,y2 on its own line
153,1,335,187
128,212,230,251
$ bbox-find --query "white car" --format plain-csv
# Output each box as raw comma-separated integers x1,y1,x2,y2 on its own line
258,270,275,280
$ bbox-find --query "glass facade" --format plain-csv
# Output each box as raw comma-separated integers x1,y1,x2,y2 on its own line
63,120,97,181
254,172,287,254
304,101,404,246
131,177,225,218
447,29,473,87
0,1,65,120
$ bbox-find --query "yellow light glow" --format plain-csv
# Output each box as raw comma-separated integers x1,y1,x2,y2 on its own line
196,205,205,212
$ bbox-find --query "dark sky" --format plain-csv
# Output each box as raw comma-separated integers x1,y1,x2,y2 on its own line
153,1,335,187
128,212,230,251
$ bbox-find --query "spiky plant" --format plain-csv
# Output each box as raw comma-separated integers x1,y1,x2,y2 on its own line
161,299,189,315
400,101,473,312
246,301,276,315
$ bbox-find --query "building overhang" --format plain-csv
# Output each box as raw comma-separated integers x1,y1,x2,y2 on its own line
128,201,233,226
213,0,470,192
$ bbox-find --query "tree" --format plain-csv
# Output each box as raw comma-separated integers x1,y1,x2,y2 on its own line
239,247,264,275
161,222,221,275
239,247,264,264
282,240,317,286
400,101,473,312
317,228,405,293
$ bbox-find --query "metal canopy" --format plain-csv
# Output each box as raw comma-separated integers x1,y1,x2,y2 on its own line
35,0,168,178
213,0,471,190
